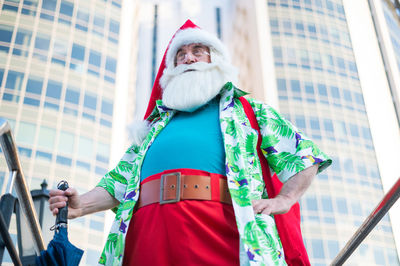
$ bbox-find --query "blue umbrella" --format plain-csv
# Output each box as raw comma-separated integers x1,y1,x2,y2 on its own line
36,181,84,266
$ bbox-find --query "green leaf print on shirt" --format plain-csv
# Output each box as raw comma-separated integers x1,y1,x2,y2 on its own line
296,139,322,156
116,161,134,174
108,171,128,185
266,152,306,174
229,187,251,207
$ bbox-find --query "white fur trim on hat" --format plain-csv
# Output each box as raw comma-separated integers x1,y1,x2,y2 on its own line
165,27,230,69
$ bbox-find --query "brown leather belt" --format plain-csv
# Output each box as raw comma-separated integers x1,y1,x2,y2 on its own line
137,172,232,209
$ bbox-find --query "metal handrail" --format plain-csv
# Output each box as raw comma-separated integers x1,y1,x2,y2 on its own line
0,118,45,254
0,195,22,266
331,177,400,265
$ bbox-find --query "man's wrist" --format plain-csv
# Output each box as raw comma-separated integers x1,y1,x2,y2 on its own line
275,194,296,210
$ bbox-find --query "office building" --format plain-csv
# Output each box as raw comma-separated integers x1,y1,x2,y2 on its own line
231,0,400,265
0,0,127,264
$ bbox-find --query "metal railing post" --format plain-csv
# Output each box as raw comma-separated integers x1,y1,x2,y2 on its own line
0,118,45,255
331,177,400,265
0,194,22,266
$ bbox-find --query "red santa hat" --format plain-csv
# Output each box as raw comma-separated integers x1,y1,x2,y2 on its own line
143,19,230,120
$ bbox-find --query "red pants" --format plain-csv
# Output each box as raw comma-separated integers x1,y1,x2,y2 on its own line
123,200,240,265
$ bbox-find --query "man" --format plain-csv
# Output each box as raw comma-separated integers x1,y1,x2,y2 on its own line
49,20,331,266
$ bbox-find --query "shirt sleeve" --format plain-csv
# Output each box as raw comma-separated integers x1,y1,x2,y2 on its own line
249,99,332,183
96,144,140,203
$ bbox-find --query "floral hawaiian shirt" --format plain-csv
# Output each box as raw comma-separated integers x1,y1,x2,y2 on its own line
96,82,332,266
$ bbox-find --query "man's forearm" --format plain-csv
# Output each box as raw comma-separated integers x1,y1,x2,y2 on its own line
79,187,120,217
278,164,319,206
252,164,319,215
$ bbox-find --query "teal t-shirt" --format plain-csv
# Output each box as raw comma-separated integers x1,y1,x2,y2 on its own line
140,97,226,181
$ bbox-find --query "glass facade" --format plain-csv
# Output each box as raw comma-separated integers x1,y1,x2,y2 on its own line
267,0,399,264
0,0,121,264
382,0,400,71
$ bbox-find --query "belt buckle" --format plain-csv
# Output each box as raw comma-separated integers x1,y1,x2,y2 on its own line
160,172,181,204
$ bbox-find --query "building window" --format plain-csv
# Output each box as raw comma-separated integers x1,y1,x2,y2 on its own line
151,4,158,85
95,166,107,175
2,2,19,13
342,89,352,102
76,9,89,32
89,50,102,67
58,131,74,155
96,142,110,163
59,1,73,16
349,124,359,137
101,99,113,116
295,116,306,129
38,126,56,150
84,93,97,110
317,84,328,97
16,122,36,144
373,247,386,265
290,80,301,93
105,56,117,74
109,19,120,35
76,160,91,171
90,220,104,231
351,201,363,216
327,241,339,260
23,97,40,106
5,71,24,91
216,7,222,39
78,136,93,159
71,43,85,61
0,69,4,87
0,26,13,44
321,196,333,212
304,82,314,94
86,249,100,264
56,155,72,166
306,196,318,211
26,78,43,95
18,147,32,157
330,86,340,98
277,79,286,92
336,197,348,214
42,0,57,11
65,87,80,104
34,36,50,51
311,239,325,259
36,151,52,161
46,80,62,99
52,40,68,66
323,119,334,132
310,117,320,130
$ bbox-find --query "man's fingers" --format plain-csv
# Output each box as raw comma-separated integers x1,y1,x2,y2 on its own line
252,199,271,214
65,187,77,196
261,207,272,215
49,201,67,211
49,189,65,197
48,195,68,205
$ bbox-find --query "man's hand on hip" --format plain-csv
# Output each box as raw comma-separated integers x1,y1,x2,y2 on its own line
251,164,319,216
252,194,295,215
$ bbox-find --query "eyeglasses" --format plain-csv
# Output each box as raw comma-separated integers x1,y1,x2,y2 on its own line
175,44,210,63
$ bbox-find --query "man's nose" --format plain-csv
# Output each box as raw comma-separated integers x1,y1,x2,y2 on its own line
183,52,197,64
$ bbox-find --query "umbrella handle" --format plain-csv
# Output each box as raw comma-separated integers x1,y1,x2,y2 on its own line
56,181,69,226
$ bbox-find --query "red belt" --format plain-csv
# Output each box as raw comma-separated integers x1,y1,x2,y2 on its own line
137,170,232,209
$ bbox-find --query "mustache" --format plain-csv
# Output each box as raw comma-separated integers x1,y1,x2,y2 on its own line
171,62,218,76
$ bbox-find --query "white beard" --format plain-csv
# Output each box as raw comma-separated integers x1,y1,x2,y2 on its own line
160,59,238,112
